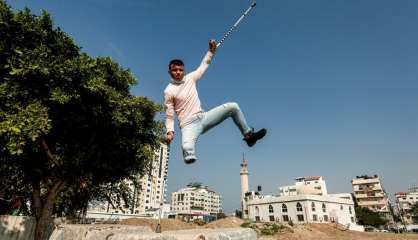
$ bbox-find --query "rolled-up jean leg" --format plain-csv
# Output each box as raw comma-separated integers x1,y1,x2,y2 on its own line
202,102,251,135
181,120,202,161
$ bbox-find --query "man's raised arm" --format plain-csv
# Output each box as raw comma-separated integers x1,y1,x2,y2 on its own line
188,39,217,82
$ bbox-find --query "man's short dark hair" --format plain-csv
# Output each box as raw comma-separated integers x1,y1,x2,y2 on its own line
169,59,184,70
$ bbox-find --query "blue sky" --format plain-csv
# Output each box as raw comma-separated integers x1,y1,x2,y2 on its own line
9,0,418,213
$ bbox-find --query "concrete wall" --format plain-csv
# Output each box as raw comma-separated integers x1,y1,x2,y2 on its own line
0,215,35,240
49,224,152,240
1,216,257,240
50,226,256,240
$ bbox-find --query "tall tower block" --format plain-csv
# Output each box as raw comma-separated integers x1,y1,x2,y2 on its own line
240,155,249,218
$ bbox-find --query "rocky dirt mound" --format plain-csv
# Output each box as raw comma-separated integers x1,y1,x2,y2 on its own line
204,217,244,229
120,218,418,240
259,224,418,240
119,218,199,231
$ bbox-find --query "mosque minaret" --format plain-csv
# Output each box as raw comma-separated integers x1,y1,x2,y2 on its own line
240,154,249,218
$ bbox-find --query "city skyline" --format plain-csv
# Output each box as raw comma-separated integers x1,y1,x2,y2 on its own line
8,0,418,213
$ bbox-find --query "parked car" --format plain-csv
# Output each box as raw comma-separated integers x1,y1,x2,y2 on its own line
364,226,378,232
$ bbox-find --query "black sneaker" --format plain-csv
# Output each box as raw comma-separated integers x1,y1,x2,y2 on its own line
184,158,196,164
244,128,267,147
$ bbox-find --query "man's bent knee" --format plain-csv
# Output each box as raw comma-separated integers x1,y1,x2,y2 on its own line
224,102,240,112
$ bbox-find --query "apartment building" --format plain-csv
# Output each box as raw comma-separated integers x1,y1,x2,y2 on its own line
135,144,169,212
351,175,391,219
279,176,328,196
87,144,170,216
395,186,418,224
171,183,222,215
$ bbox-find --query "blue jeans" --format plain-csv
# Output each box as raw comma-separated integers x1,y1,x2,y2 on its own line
181,102,252,161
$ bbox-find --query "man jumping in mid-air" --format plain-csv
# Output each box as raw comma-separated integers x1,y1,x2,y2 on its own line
164,39,266,164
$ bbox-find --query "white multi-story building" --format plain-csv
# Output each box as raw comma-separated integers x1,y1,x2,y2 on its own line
239,157,359,230
247,194,356,226
87,144,170,216
171,183,222,216
279,176,328,196
351,175,391,219
395,187,418,224
135,144,169,212
245,176,357,229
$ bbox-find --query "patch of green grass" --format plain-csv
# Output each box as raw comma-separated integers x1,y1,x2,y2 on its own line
241,221,288,236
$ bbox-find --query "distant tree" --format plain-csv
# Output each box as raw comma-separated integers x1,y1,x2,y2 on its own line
411,202,418,213
411,202,418,217
355,207,388,227
217,211,226,219
389,204,401,223
392,212,402,223
235,209,243,218
0,1,161,239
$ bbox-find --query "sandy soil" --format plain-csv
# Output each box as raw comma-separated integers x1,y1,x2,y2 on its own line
119,217,418,240
120,218,199,231
259,224,418,240
204,217,245,229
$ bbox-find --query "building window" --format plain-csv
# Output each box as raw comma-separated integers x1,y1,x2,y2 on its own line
351,217,355,223
269,215,275,222
255,216,260,221
340,205,343,210
296,202,303,212
322,203,327,213
311,202,316,212
269,205,274,213
282,215,289,222
282,204,288,213
349,206,352,214
323,215,329,222
313,214,318,221
297,214,304,222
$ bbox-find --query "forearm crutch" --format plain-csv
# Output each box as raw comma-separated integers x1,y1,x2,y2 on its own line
217,1,257,48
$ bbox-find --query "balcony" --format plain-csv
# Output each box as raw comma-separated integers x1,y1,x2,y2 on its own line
353,185,383,192
355,193,386,198
358,200,388,206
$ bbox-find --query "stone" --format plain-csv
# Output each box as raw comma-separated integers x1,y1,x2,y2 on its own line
49,224,152,240
49,225,257,240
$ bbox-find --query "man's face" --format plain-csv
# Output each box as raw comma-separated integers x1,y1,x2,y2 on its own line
169,64,185,81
